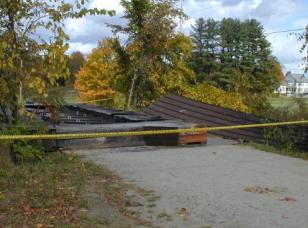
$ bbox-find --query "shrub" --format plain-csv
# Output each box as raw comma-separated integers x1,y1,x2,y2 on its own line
11,143,43,163
263,126,297,151
262,97,308,152
1,122,45,163
181,83,250,113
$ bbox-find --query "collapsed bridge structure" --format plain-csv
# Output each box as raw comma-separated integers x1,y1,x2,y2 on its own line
25,94,308,151
26,99,207,149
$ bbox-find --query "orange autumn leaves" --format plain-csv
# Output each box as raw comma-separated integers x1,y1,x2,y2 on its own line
74,39,118,102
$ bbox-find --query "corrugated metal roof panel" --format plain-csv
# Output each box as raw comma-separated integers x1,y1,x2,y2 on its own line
144,94,265,141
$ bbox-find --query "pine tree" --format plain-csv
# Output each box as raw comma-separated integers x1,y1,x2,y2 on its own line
190,17,282,113
190,18,220,83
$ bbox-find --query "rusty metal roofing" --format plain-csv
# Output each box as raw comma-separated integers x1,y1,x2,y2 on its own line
144,94,308,150
144,93,265,142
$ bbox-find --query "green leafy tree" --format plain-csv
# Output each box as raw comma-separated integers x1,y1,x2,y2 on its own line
68,51,86,84
299,26,308,72
0,0,113,123
190,17,281,114
111,0,194,109
190,18,220,82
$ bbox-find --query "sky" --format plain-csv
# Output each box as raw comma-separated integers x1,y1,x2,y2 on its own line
65,0,308,74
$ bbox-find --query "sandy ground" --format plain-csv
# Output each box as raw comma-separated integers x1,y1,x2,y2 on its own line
75,137,308,228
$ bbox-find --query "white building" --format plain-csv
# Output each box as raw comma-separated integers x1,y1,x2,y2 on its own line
276,72,308,96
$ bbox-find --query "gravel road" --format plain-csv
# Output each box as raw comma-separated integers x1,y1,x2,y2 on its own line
75,138,308,228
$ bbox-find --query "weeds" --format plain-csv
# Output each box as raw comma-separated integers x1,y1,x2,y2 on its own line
248,142,308,161
0,143,157,227
0,144,133,227
0,121,47,163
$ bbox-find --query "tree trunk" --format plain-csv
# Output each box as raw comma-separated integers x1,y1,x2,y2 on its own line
11,94,19,124
0,105,10,124
126,72,137,110
8,4,20,123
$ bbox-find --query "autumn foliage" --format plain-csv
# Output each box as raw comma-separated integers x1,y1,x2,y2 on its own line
182,83,250,113
74,39,118,102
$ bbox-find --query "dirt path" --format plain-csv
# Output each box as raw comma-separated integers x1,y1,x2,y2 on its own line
76,142,308,228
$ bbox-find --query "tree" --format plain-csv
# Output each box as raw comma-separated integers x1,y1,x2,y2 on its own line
111,0,194,109
190,18,220,82
69,51,86,80
74,39,119,104
299,26,308,73
0,0,113,123
189,18,281,114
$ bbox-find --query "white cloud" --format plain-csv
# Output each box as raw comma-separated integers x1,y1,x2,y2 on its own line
251,0,297,21
267,33,305,73
65,0,307,73
89,0,124,12
68,42,97,54
64,0,126,51
293,18,308,28
183,0,306,73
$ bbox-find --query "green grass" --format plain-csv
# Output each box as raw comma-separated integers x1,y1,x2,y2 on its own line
269,96,308,111
47,86,81,104
0,144,136,227
63,89,81,104
248,142,308,161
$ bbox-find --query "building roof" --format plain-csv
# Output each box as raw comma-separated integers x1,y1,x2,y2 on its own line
280,81,288,86
285,72,308,83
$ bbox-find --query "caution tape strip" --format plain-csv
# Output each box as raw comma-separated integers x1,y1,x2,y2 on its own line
1,120,308,141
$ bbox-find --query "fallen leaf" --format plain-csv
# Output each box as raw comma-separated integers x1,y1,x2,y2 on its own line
0,192,4,200
244,186,275,194
80,208,88,213
177,207,189,217
280,196,296,202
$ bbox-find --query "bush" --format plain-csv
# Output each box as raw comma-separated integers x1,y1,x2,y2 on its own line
11,143,43,163
262,97,308,152
1,122,45,163
263,126,297,151
181,83,250,113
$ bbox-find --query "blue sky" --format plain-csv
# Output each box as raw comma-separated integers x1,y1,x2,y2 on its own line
65,0,308,74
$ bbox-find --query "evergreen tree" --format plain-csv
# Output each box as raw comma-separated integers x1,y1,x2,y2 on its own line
69,52,86,77
190,18,219,82
190,17,281,113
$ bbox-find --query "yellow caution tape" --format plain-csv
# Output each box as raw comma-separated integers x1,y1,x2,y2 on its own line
0,120,308,141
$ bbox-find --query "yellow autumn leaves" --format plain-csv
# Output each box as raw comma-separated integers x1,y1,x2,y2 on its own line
74,39,119,104
182,83,250,113
74,37,249,112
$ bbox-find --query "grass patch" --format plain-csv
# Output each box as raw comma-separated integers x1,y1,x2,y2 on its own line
63,89,81,104
47,86,81,104
0,144,138,227
247,142,308,161
0,144,156,227
269,96,308,111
